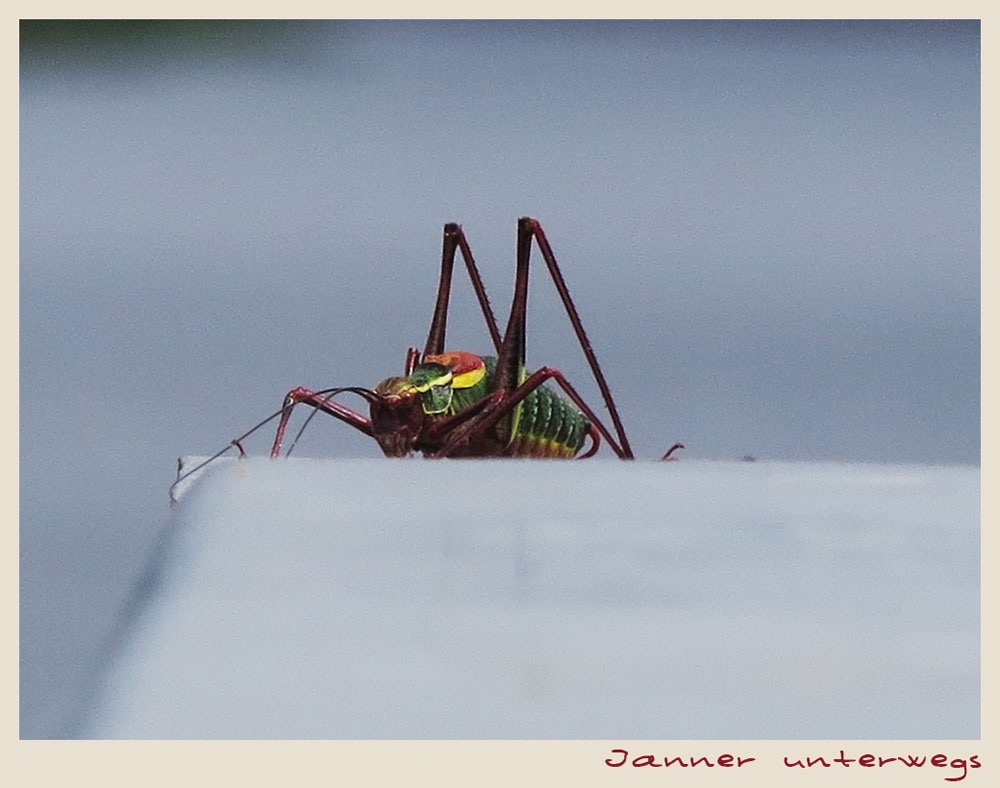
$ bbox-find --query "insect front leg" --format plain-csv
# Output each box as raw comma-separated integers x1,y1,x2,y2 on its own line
422,389,508,457
269,387,375,457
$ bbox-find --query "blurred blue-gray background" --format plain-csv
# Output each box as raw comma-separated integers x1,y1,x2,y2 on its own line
20,20,979,738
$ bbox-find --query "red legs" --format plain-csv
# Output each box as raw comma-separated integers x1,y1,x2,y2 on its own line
422,389,507,451
418,219,634,458
269,344,427,458
527,367,626,457
578,426,602,459
424,223,503,358
248,220,511,464
169,385,379,502
489,217,636,458
660,443,685,460
172,218,670,497
428,366,631,459
528,220,635,458
421,220,672,460
417,218,645,460
268,386,376,458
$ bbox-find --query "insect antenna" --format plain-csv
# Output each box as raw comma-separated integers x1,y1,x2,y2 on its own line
170,386,379,503
169,408,288,503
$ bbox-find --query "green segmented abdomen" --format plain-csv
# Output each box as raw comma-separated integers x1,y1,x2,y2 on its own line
508,378,589,457
452,357,589,458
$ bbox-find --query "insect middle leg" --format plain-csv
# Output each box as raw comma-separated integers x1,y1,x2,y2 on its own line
428,366,623,459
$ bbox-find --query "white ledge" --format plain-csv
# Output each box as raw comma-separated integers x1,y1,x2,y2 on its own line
86,458,979,739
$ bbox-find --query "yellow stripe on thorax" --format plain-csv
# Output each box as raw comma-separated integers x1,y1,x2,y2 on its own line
424,351,487,389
